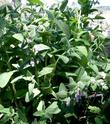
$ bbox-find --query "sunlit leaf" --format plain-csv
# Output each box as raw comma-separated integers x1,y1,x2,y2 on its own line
68,77,77,90
33,110,46,117
105,63,110,72
0,71,16,88
33,44,50,54
59,83,67,92
28,83,34,94
65,72,77,77
11,75,23,84
58,55,69,64
28,0,43,5
38,67,54,77
46,102,61,114
25,92,30,103
37,101,45,111
0,105,13,115
89,64,99,73
13,33,24,42
57,83,68,99
88,106,101,114
77,46,88,57
33,88,40,97
57,90,67,99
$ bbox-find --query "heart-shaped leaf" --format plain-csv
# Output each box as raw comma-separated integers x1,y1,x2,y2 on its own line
46,102,61,114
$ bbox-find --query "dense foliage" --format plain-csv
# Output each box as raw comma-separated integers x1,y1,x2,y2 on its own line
0,0,110,123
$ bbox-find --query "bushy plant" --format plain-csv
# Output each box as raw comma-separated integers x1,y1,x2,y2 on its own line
0,0,110,123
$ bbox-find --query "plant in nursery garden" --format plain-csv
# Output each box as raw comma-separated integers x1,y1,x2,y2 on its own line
0,0,110,123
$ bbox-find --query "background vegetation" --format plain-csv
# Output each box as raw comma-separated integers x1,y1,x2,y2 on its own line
0,0,110,123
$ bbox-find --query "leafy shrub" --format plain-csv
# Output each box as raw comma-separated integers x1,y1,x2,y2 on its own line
0,0,110,123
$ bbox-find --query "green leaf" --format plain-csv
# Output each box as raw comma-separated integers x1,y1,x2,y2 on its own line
33,88,40,98
59,83,67,92
32,119,38,124
60,0,68,12
33,110,46,117
57,90,67,99
37,101,45,111
56,20,70,38
65,72,76,77
25,92,30,103
46,102,61,114
77,81,85,89
61,37,71,49
75,38,90,46
33,44,50,54
23,76,34,81
68,77,77,90
38,67,54,77
88,64,99,73
88,106,101,114
11,75,23,84
80,71,90,81
0,105,4,110
25,85,40,102
28,83,34,94
91,83,97,91
95,15,105,19
13,33,24,42
57,83,68,99
78,0,87,4
75,67,85,80
46,10,54,20
77,46,88,57
68,48,81,59
28,0,43,5
37,119,46,124
16,89,27,98
0,105,10,114
18,108,28,123
90,9,98,13
0,71,16,88
105,63,110,72
11,75,35,84
95,117,103,124
58,55,69,64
